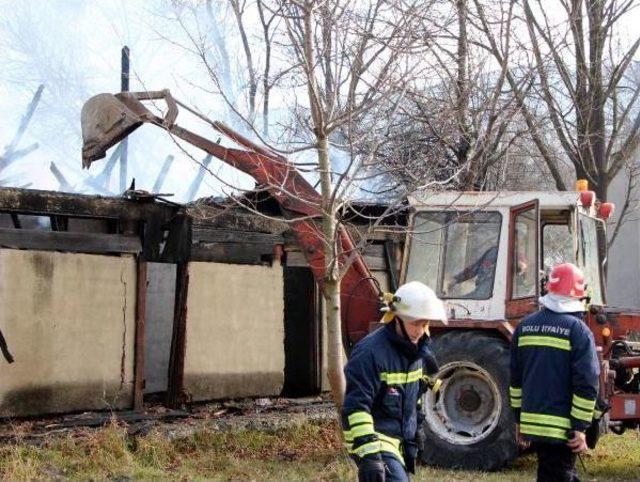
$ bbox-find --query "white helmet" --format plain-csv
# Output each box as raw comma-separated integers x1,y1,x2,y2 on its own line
382,281,447,324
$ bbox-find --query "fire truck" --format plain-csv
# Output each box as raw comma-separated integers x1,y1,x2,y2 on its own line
81,90,640,470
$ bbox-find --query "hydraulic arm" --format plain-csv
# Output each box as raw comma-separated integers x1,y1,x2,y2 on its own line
81,89,381,344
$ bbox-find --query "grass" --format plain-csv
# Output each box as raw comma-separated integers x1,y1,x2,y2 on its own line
0,420,637,480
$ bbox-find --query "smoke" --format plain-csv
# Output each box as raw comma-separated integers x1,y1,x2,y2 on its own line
0,0,257,201
0,0,409,204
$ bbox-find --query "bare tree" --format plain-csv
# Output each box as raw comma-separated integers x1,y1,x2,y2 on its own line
167,0,285,137
375,0,531,192
274,0,435,404
160,0,435,406
477,0,640,233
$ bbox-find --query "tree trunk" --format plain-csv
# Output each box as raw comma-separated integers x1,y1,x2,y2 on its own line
317,134,346,408
324,278,345,408
595,175,609,279
455,0,474,189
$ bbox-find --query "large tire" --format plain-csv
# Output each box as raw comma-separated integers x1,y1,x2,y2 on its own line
420,331,518,471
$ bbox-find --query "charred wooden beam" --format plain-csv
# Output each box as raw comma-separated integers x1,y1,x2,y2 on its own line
188,205,288,235
161,214,192,263
186,154,212,201
0,143,39,170
49,162,73,192
93,142,124,187
152,155,175,193
49,215,69,232
190,242,276,265
134,259,147,411
2,85,44,161
384,240,399,292
166,262,189,408
0,187,178,222
0,228,141,254
9,214,21,229
192,227,284,245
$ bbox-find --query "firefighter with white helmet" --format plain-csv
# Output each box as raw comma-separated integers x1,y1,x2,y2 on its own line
342,281,445,482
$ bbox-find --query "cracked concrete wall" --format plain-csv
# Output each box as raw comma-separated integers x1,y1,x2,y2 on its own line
0,249,136,417
184,262,285,401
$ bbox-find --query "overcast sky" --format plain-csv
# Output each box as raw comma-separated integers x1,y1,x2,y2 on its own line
0,0,260,201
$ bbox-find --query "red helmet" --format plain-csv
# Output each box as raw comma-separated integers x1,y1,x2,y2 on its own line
546,263,585,298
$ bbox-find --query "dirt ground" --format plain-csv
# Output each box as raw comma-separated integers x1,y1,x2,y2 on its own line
0,396,336,444
0,397,638,481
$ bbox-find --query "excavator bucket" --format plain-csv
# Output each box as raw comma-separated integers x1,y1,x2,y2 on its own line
81,93,144,168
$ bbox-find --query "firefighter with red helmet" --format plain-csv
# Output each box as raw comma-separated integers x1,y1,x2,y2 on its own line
510,263,600,482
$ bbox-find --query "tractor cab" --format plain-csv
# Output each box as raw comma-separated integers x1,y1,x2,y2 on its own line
400,187,616,470
403,189,609,323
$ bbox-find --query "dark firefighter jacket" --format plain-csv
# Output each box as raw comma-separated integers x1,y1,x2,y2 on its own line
341,320,438,468
510,308,600,444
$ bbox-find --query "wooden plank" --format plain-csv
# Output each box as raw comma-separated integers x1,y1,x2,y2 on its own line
43,409,189,430
0,228,141,254
0,187,176,222
161,214,192,263
384,240,399,291
186,154,212,201
190,242,274,265
189,205,288,234
167,262,189,409
192,227,284,245
134,259,148,411
152,155,175,193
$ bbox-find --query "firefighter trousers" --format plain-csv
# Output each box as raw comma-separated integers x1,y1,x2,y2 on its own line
533,442,580,482
382,453,409,482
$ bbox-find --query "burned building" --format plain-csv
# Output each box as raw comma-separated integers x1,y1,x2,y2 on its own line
0,187,402,418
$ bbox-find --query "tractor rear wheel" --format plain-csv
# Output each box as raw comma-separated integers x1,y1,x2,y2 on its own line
420,331,518,471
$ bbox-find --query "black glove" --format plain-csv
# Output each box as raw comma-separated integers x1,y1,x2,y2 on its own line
404,441,418,474
585,418,602,449
415,427,426,460
586,398,610,449
358,457,386,482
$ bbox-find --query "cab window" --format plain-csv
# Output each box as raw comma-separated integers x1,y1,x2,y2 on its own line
577,214,604,305
542,223,574,272
407,211,502,300
512,209,537,299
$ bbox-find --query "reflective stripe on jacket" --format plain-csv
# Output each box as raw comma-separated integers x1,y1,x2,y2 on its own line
341,321,435,465
510,308,599,443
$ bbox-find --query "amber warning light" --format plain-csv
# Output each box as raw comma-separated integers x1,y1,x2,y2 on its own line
576,179,589,191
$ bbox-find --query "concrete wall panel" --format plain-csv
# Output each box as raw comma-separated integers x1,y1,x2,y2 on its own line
0,250,136,417
144,262,176,394
184,262,285,401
